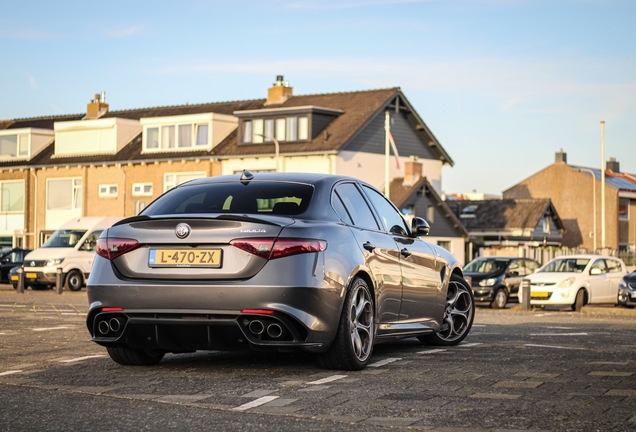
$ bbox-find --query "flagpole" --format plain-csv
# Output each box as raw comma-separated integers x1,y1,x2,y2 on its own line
385,111,390,198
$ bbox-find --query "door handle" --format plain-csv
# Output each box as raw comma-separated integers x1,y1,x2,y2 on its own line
362,241,376,252
400,248,411,258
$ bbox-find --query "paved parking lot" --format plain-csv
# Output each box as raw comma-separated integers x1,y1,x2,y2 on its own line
1,285,635,431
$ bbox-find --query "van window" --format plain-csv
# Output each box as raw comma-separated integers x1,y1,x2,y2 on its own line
42,230,87,248
79,230,104,251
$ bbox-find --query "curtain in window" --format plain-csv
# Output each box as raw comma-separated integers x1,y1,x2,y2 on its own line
0,136,17,157
196,124,208,145
162,126,175,148
253,119,264,143
275,118,286,141
178,124,192,148
286,117,297,141
1,182,24,212
146,128,159,149
298,117,309,140
243,121,252,143
47,179,72,210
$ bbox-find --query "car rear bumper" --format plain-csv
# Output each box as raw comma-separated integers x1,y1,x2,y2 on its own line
87,254,346,353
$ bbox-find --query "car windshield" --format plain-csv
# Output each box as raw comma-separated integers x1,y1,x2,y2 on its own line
143,181,314,216
540,258,590,273
42,230,87,248
464,258,510,274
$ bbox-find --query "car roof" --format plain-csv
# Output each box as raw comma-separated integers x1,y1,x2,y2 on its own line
185,172,363,187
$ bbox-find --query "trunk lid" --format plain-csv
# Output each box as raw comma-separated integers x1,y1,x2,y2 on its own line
107,215,294,281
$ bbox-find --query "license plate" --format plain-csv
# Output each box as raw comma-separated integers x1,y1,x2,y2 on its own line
26,273,37,279
532,291,549,298
148,249,222,268
631,291,636,298
11,275,18,281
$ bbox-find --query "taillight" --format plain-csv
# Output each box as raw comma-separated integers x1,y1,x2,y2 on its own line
96,238,141,260
231,238,326,260
241,309,274,315
102,307,124,312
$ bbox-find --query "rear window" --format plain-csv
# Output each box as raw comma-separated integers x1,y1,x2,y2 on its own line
142,181,314,216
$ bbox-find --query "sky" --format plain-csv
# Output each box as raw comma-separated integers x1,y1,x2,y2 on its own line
1,0,635,195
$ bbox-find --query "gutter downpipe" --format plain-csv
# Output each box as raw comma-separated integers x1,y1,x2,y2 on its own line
600,121,605,249
118,163,126,216
30,168,37,248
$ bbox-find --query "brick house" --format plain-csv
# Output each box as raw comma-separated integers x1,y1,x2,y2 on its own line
0,78,458,249
503,150,636,251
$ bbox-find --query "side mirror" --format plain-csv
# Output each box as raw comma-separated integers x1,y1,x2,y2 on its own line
590,268,602,275
411,217,430,237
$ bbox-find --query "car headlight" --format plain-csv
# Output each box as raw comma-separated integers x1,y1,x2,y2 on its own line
46,258,64,266
479,278,497,287
558,277,575,288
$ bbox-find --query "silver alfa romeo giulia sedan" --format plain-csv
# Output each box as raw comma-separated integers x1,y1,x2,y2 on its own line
86,171,474,370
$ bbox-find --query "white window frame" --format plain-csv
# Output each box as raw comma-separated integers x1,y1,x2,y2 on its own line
619,198,630,221
46,177,82,211
0,180,25,213
134,200,147,215
163,171,206,192
98,184,119,198
143,121,211,153
132,182,153,197
0,134,29,160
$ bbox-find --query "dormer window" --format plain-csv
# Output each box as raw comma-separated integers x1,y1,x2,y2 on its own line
0,134,28,158
141,113,235,153
242,116,308,143
234,106,342,145
0,128,54,161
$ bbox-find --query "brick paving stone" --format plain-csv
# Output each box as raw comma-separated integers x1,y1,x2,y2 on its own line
588,371,633,377
240,389,276,398
470,393,522,400
604,389,636,396
361,417,422,427
513,372,560,379
157,394,211,403
492,380,543,389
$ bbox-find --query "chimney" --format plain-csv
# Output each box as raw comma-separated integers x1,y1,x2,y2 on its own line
555,148,567,164
265,75,292,106
606,157,620,173
85,92,109,119
403,156,423,187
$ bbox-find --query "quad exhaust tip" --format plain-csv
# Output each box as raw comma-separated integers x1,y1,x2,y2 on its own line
97,317,123,336
248,320,265,335
267,323,283,339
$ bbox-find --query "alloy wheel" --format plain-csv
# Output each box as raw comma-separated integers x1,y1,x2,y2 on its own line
349,284,374,362
438,279,474,342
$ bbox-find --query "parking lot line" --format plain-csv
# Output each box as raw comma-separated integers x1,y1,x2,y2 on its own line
368,358,401,368
306,375,348,385
32,326,74,332
0,370,23,376
524,344,586,350
59,355,107,363
529,333,588,336
417,349,448,354
232,396,279,411
460,342,483,347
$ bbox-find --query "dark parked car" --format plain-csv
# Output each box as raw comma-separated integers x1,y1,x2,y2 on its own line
1,248,31,284
618,271,636,308
87,172,474,370
464,256,539,308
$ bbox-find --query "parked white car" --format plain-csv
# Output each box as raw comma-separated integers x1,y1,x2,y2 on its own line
521,254,628,311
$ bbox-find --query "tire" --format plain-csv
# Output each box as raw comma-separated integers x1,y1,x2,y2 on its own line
318,277,375,371
491,288,508,309
572,289,586,311
65,270,83,291
418,274,475,346
106,346,165,366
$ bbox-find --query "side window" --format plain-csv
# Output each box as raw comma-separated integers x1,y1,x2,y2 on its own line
334,183,379,231
508,260,521,276
331,193,353,225
590,259,607,275
81,230,104,252
605,259,622,273
362,185,409,236
524,260,539,274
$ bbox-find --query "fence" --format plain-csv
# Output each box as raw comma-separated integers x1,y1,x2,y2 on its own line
477,245,636,267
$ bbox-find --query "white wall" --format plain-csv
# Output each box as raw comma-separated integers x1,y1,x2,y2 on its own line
336,151,443,194
55,118,141,156
46,210,82,230
221,154,333,176
426,236,466,266
0,214,24,236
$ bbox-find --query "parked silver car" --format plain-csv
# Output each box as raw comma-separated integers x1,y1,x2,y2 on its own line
86,172,474,370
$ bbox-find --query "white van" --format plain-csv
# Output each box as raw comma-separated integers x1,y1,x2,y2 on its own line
23,217,121,291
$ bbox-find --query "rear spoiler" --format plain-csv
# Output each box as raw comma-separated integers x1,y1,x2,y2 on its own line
113,213,287,228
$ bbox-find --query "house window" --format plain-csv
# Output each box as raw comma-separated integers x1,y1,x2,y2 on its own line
0,180,24,212
240,116,311,144
286,117,297,141
619,198,629,220
543,215,551,234
98,184,118,198
427,205,435,223
163,172,206,192
47,178,82,210
298,116,309,140
132,183,153,197
275,118,286,141
437,240,452,252
134,201,146,215
195,124,208,145
145,122,211,151
0,135,28,158
243,121,252,143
